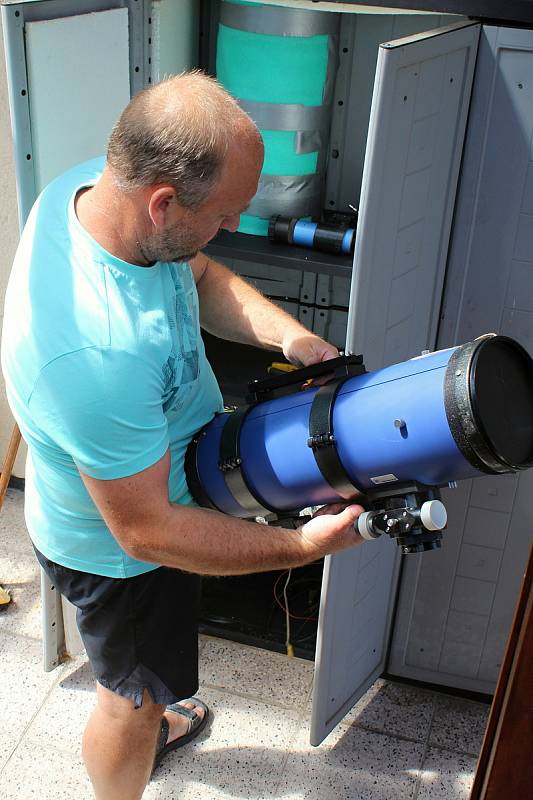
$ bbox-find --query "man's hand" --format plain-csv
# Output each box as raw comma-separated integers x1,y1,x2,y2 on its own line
282,331,339,367
298,502,366,556
79,451,367,575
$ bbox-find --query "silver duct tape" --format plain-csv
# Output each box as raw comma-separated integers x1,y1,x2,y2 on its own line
238,98,331,132
247,174,323,218
220,1,340,37
294,129,328,154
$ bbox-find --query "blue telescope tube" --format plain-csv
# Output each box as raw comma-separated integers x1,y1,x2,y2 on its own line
187,336,533,518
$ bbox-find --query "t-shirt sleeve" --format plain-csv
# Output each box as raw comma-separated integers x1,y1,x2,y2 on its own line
28,346,169,479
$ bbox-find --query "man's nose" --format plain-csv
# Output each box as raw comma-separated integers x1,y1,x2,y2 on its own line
220,215,240,233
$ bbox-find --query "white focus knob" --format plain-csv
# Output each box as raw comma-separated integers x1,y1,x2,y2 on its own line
357,511,380,540
420,500,447,531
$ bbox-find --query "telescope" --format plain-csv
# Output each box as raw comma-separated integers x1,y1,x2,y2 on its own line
186,335,533,554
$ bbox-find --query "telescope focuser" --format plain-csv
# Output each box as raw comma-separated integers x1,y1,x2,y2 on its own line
357,483,448,554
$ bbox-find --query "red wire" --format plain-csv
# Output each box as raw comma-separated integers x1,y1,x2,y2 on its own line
273,571,318,622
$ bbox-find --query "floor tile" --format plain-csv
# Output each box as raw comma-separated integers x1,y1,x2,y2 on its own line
0,488,31,555
199,636,313,710
274,721,425,799
416,747,477,799
429,695,490,755
342,678,436,742
24,657,95,756
0,549,38,582
0,740,93,800
146,686,301,799
0,633,59,770
0,489,41,639
0,549,42,640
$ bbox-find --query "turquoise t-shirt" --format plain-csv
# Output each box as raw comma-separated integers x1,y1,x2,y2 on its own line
1,157,224,578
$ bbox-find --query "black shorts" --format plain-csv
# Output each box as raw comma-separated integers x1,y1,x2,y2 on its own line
34,547,201,708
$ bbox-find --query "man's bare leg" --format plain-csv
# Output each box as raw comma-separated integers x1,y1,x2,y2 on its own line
82,683,205,800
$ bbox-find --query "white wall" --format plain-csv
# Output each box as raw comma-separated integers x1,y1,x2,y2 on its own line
0,17,26,479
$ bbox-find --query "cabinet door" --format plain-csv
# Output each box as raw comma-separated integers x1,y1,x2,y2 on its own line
389,26,533,694
311,22,480,746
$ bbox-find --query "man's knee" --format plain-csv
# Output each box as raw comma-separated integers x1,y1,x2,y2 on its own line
95,683,165,729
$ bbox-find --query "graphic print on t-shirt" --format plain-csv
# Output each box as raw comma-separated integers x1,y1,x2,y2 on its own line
162,265,200,415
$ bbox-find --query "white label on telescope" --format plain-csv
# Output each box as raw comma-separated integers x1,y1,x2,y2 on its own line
370,473,399,485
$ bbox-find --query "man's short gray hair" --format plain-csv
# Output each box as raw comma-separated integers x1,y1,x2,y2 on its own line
107,71,260,209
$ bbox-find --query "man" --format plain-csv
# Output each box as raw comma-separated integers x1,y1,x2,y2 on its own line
1,72,364,799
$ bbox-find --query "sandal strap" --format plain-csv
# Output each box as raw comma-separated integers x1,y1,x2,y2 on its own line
152,699,209,775
155,717,170,756
166,703,197,722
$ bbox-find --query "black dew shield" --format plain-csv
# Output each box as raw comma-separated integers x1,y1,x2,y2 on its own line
444,335,533,475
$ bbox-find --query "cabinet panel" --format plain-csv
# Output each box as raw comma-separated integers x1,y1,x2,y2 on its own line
345,23,480,370
25,8,130,192
389,26,533,694
151,0,199,80
230,258,316,331
312,307,348,348
1,0,145,227
327,13,465,211
311,21,479,746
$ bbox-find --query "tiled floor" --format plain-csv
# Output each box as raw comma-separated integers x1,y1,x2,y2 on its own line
0,487,489,799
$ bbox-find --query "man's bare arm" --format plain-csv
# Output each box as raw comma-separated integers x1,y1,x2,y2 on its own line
190,253,337,366
79,450,364,576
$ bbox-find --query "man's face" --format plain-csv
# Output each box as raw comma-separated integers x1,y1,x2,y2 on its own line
141,137,263,264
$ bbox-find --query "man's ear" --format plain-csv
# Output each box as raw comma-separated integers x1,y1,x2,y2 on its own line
147,186,178,228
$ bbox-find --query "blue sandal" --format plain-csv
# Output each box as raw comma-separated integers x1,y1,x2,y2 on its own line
153,698,209,770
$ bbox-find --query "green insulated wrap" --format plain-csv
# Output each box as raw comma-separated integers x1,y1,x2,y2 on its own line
216,0,340,236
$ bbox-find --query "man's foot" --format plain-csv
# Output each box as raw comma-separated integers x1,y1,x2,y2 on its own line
153,697,209,772
164,700,206,745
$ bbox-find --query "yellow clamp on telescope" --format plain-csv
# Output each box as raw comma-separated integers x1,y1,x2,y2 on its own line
268,362,324,391
268,362,298,374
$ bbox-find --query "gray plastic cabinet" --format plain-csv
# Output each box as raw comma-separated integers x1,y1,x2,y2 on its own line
311,21,480,745
388,26,533,695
